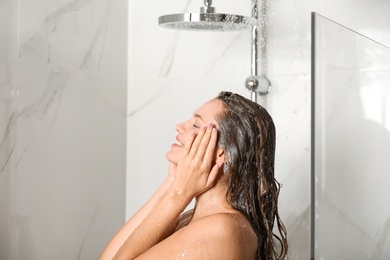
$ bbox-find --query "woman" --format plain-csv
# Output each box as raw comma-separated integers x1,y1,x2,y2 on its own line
100,91,288,260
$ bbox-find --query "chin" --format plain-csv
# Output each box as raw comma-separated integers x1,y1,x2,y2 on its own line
166,150,178,164
165,151,174,162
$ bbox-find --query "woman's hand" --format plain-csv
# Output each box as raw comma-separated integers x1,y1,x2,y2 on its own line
170,123,222,199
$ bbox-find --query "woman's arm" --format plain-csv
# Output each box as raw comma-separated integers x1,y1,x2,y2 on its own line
113,187,193,259
99,164,176,260
113,124,221,259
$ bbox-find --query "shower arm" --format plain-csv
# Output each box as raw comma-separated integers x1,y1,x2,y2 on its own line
245,0,271,102
202,0,214,13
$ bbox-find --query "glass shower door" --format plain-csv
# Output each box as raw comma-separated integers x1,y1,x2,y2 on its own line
312,13,390,259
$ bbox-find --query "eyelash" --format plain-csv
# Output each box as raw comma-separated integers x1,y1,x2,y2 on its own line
192,124,199,129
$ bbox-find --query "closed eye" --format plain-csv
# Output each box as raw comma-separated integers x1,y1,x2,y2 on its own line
192,124,200,129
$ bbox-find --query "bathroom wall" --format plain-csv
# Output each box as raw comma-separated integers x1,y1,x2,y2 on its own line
127,0,390,258
0,0,127,259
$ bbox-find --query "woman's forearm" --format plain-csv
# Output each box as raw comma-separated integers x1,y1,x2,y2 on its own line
99,176,173,260
112,189,192,260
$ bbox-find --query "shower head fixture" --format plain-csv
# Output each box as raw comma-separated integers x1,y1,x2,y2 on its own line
158,0,271,101
158,13,257,31
158,0,257,31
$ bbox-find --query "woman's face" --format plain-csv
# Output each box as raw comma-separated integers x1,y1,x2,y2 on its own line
166,98,224,164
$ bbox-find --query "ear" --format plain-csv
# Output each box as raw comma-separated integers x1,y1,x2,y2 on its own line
214,148,225,164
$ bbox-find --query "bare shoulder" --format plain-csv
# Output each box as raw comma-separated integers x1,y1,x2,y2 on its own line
193,212,256,239
179,212,258,259
137,212,257,260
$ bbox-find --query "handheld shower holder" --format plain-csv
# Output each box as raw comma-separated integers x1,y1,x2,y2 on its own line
245,75,271,102
245,75,271,95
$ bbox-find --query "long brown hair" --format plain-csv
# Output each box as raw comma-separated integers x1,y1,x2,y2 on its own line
216,91,288,260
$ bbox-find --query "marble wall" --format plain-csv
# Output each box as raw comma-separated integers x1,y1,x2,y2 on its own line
127,0,390,259
0,0,127,259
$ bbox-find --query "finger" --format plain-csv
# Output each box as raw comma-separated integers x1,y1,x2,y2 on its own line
192,124,214,161
187,124,207,159
206,162,223,188
201,127,218,166
181,131,196,157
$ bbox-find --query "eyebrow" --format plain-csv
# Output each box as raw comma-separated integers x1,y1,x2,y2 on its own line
194,113,205,123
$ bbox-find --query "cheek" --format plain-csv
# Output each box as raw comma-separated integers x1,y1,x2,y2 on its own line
182,130,197,144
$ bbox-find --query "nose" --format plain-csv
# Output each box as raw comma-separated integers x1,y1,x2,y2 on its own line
175,118,192,133
175,121,185,133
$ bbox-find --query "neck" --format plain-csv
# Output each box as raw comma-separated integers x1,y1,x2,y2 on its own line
191,182,233,221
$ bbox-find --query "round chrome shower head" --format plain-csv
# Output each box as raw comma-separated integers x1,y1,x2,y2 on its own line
158,13,257,32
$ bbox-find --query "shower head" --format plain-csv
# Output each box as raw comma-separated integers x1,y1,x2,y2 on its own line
159,13,256,31
158,2,256,32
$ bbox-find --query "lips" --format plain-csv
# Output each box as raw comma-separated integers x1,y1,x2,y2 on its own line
174,137,184,147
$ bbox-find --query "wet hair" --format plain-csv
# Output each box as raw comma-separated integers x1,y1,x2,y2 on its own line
216,91,288,260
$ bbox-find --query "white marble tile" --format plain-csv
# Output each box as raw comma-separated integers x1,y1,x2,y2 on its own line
18,0,126,77
0,0,19,57
1,0,127,259
0,54,126,259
